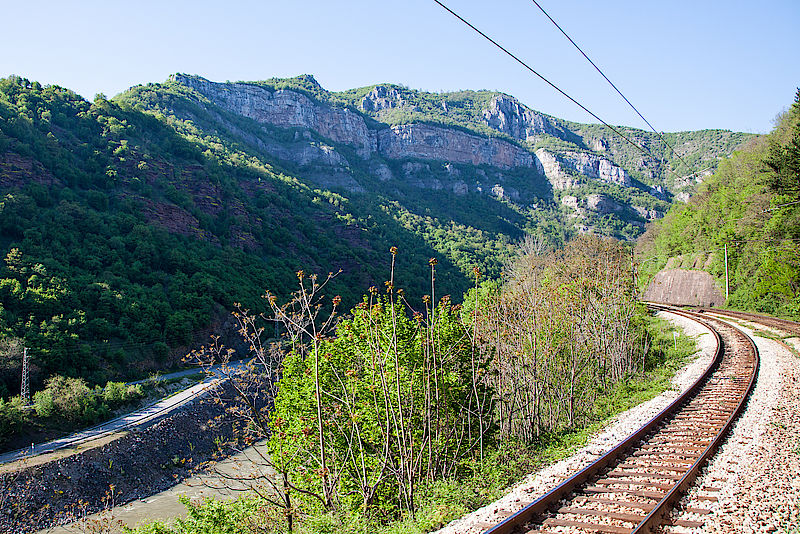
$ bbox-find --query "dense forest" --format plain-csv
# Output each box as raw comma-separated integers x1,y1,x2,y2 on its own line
637,89,800,318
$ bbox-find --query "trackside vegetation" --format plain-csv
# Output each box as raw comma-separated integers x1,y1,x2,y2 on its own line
636,89,800,318
127,236,697,534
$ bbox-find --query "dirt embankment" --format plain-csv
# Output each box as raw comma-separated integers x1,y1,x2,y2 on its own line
0,388,236,534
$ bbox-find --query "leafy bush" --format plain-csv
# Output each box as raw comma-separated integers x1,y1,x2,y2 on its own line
102,380,143,407
125,495,276,534
269,291,487,516
0,395,27,442
33,375,97,422
32,388,54,418
31,375,142,424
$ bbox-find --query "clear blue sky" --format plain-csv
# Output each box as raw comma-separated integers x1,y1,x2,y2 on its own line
2,0,797,133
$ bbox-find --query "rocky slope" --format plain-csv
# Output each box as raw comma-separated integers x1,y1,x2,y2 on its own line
0,74,755,392
132,74,752,238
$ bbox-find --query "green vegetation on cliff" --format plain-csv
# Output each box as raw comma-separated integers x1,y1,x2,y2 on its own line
636,89,800,318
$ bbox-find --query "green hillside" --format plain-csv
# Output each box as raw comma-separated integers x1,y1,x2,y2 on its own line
0,76,476,395
636,89,800,318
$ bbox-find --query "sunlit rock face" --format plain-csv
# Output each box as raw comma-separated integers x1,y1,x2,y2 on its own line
167,74,735,238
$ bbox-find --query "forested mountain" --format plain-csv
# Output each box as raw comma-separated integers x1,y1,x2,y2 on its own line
122,74,752,241
636,89,800,318
0,73,752,394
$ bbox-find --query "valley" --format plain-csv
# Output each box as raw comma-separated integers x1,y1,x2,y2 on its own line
1,72,797,534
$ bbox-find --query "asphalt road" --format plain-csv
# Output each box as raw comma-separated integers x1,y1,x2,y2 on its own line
0,362,245,465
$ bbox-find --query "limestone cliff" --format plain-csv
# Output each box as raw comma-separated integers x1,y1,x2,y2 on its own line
481,94,561,140
175,75,377,158
377,123,533,169
175,75,536,171
151,74,750,239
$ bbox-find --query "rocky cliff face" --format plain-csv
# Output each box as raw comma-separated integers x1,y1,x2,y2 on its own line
157,74,748,239
481,94,560,140
175,75,377,158
377,123,533,169
360,85,408,113
175,75,537,171
534,148,631,189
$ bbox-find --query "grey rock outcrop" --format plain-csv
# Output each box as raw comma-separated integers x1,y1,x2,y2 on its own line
586,194,624,214
360,85,405,112
481,94,558,140
534,148,630,189
371,162,394,182
175,75,377,158
643,269,725,307
535,149,580,190
378,124,534,169
491,184,519,201
453,181,469,195
567,151,630,186
632,206,664,220
560,195,580,210
306,168,365,193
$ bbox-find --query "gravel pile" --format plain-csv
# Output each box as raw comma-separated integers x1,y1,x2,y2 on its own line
435,312,716,534
665,319,800,533
0,387,236,534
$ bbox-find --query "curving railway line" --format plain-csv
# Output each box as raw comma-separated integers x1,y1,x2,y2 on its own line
480,304,760,534
698,307,800,337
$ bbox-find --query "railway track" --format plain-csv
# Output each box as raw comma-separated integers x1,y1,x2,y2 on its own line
482,304,759,534
698,307,800,337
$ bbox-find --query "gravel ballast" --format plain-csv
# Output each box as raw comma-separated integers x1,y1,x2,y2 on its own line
665,318,800,533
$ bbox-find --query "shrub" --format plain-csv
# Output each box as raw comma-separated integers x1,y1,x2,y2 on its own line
33,388,55,418
34,375,99,423
102,381,143,408
0,395,28,442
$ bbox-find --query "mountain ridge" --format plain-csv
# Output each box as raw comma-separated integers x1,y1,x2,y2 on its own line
139,73,753,231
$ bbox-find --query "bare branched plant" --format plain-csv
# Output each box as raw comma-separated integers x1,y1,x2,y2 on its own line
188,270,342,531
189,248,499,529
477,235,647,441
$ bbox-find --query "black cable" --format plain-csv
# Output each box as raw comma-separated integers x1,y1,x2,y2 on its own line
528,0,694,175
433,0,683,179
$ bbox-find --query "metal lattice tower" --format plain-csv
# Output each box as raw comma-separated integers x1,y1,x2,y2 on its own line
21,347,30,404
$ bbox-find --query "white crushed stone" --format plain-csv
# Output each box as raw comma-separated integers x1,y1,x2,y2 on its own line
434,312,716,534
665,319,800,533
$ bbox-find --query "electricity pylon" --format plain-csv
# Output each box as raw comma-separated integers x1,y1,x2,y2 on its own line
21,347,30,404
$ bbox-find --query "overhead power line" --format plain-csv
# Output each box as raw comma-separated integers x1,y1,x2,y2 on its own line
528,0,695,175
432,0,686,180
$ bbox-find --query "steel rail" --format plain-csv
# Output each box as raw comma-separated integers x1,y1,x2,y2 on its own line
483,303,759,534
631,305,759,533
698,307,800,337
